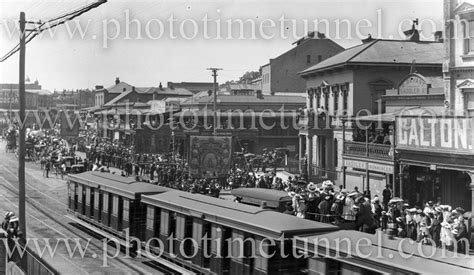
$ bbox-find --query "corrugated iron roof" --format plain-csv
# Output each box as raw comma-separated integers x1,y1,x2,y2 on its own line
300,40,443,75
142,191,337,238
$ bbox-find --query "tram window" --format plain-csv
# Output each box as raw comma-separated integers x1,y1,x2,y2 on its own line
102,193,108,213
112,196,119,216
202,222,211,268
326,258,342,275
168,211,176,237
85,187,90,206
146,206,154,231
123,199,130,221
243,233,255,274
154,208,161,236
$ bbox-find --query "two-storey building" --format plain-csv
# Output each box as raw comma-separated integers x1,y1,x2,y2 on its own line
298,36,444,187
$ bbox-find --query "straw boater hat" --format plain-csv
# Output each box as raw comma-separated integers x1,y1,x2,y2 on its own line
322,180,334,188
347,191,358,197
307,182,317,193
288,191,296,198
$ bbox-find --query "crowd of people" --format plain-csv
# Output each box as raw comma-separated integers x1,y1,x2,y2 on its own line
278,180,470,254
2,125,471,254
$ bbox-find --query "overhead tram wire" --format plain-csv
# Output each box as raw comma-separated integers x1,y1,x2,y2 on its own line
0,0,107,63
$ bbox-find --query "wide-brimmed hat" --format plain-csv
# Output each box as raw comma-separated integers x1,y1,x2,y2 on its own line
455,207,465,214
322,180,333,188
347,191,358,197
307,183,317,193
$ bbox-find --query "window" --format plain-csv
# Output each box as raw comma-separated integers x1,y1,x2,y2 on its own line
306,54,311,64
146,206,154,230
112,195,119,216
334,138,338,167
123,199,129,221
85,187,90,206
324,90,329,112
333,88,339,116
318,55,322,62
463,21,474,55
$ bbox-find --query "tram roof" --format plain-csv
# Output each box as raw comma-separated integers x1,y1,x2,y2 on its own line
295,230,474,273
142,191,338,239
231,188,291,208
68,172,171,199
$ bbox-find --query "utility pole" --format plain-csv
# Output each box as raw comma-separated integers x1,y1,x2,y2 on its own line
18,11,26,241
206,68,222,136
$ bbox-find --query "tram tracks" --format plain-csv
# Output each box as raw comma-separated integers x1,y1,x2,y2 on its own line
0,164,158,274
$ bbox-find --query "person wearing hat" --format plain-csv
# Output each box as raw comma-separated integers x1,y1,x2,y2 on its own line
405,208,417,241
318,195,331,223
423,201,435,216
372,196,382,228
453,215,469,254
382,184,392,210
342,192,356,222
283,202,294,216
306,185,320,221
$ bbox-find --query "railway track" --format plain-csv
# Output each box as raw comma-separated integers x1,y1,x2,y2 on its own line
0,153,163,274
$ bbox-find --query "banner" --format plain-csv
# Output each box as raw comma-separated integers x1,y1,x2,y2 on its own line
189,135,232,178
396,116,474,154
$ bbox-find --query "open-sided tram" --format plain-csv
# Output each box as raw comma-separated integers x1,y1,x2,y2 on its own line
66,172,474,275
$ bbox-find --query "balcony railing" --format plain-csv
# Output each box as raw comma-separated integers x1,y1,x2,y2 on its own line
343,141,394,161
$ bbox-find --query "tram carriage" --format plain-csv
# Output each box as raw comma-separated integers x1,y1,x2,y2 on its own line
67,172,172,243
140,191,338,275
65,172,474,275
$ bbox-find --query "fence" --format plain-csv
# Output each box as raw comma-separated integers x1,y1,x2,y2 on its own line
343,141,394,161
1,238,58,275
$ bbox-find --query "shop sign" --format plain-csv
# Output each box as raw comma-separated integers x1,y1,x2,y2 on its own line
396,117,474,153
344,159,394,174
398,74,428,95
343,159,366,170
368,163,394,174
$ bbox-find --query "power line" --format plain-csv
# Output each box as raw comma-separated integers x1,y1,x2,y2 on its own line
0,0,107,63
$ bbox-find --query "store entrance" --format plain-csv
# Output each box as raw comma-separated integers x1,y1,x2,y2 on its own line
404,166,471,210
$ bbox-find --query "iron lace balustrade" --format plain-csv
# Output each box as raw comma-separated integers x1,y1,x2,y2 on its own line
343,141,394,161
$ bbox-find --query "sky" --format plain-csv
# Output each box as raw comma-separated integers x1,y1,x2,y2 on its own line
0,0,444,91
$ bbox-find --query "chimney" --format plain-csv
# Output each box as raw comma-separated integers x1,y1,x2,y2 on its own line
115,77,120,85
159,82,163,90
122,88,126,92
132,86,136,92
434,31,443,42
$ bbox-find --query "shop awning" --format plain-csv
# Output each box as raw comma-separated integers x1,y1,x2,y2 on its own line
348,107,444,123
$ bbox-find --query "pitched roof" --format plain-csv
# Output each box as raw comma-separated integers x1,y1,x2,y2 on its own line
142,191,337,238
103,90,134,106
100,82,147,94
300,40,443,75
142,87,193,96
181,94,305,105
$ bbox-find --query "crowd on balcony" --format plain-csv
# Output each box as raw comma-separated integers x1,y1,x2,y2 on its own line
352,128,393,145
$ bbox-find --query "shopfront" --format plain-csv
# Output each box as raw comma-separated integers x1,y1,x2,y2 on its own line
396,116,474,211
